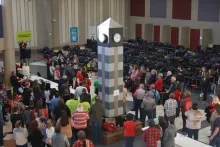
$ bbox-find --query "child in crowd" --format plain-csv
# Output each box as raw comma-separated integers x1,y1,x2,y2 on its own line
13,120,28,147
24,106,32,129
52,125,70,147
46,119,54,147
123,113,136,147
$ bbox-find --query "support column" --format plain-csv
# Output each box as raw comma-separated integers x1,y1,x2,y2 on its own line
2,0,16,85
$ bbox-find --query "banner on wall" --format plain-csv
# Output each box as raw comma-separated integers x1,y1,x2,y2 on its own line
70,27,78,43
16,31,32,42
89,26,97,39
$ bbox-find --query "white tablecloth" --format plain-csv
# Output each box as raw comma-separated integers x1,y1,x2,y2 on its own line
142,127,211,147
29,75,75,94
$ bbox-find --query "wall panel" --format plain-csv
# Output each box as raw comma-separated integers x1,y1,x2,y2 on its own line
150,0,167,18
161,25,171,43
172,0,192,20
144,24,153,41
180,27,190,48
202,29,212,49
171,27,179,45
130,0,145,17
136,24,142,37
198,0,220,22
154,25,160,41
190,29,200,50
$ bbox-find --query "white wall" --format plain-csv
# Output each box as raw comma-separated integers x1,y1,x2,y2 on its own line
129,0,220,44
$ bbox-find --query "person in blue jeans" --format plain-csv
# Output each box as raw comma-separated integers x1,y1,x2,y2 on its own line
209,107,220,147
89,96,104,145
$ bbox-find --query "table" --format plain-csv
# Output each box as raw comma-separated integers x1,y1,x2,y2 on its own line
142,127,211,147
29,75,75,94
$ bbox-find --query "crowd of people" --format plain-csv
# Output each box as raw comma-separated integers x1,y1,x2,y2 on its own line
124,64,220,147
0,49,220,147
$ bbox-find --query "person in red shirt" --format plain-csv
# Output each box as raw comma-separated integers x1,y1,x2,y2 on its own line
174,84,182,117
143,119,160,147
154,73,163,92
75,68,84,88
124,113,136,147
180,90,192,132
83,78,91,93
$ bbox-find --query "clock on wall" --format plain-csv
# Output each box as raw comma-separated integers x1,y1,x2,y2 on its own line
113,33,121,43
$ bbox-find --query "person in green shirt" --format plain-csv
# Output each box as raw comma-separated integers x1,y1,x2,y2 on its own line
80,101,90,112
66,93,79,114
91,88,98,104
93,79,98,90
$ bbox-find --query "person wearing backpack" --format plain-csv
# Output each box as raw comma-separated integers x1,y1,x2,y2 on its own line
180,90,192,132
149,85,160,118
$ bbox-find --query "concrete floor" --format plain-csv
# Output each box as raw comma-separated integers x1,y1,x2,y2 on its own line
2,52,213,147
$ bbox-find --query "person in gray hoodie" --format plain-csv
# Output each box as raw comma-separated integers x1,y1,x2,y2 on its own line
52,125,70,147
163,116,177,147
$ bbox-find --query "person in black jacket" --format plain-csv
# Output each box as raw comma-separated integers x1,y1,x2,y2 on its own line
10,106,24,130
65,63,75,85
53,98,71,122
80,88,91,104
176,66,185,94
202,73,210,102
10,71,19,94
23,82,31,106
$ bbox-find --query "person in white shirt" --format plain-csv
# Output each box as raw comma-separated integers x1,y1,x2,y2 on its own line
13,120,28,147
46,119,55,147
75,83,88,100
22,62,30,78
185,103,203,141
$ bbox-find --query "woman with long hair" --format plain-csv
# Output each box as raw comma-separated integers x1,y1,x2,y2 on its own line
32,80,41,105
46,119,54,147
180,90,193,132
56,110,74,145
28,120,44,147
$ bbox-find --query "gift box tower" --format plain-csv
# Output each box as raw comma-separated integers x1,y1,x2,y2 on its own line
97,18,124,117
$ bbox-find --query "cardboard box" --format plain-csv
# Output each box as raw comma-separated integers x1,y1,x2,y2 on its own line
3,140,16,147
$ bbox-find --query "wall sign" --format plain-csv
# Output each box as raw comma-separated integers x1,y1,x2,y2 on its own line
16,31,32,42
70,27,78,43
